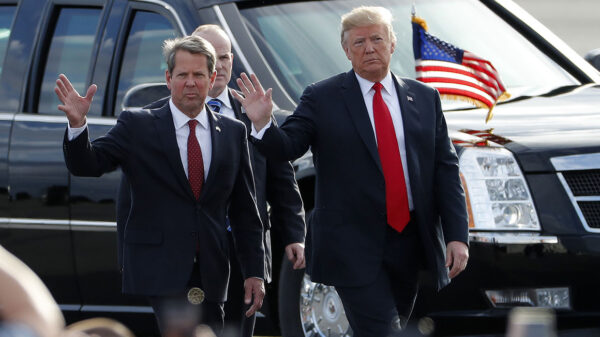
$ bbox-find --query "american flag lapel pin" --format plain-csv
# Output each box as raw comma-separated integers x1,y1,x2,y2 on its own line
407,96,414,102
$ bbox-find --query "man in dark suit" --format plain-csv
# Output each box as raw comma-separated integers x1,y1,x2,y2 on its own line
135,25,306,337
234,6,470,337
194,24,306,337
56,35,265,336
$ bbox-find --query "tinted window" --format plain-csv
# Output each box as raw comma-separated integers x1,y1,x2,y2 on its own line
0,6,16,78
240,0,578,106
38,8,101,114
114,11,176,113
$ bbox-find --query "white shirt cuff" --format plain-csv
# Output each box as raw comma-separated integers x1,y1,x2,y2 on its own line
67,122,87,141
250,120,272,139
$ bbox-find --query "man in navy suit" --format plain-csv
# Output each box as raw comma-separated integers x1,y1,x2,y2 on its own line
56,35,265,336
193,24,306,337
134,24,306,337
234,6,469,337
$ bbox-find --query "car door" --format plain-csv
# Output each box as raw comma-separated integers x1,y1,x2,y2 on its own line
2,0,107,316
68,0,182,328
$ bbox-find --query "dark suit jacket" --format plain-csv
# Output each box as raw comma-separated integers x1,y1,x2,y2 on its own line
64,104,265,302
227,88,305,283
251,70,469,291
129,91,306,283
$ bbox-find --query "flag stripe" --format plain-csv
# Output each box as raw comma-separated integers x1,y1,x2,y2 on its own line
416,63,502,98
416,60,502,90
417,75,500,99
421,81,495,106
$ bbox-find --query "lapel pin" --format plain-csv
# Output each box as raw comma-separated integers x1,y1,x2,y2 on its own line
216,126,221,132
407,96,414,102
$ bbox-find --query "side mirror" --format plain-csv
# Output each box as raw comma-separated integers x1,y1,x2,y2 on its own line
584,48,600,72
122,83,170,111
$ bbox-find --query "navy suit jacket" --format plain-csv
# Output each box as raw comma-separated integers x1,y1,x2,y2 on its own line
64,104,265,302
251,70,469,290
228,89,305,283
126,91,306,283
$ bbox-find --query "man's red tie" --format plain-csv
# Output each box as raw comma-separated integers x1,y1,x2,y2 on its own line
372,82,410,232
187,119,204,199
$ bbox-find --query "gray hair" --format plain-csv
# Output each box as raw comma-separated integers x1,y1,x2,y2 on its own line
340,6,397,46
162,35,216,76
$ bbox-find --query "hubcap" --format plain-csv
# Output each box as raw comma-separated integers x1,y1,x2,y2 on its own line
300,274,352,337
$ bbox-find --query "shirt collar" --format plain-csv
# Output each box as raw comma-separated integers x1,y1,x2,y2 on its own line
169,99,209,130
354,71,394,96
206,87,232,110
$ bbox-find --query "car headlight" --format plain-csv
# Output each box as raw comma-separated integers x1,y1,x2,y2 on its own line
459,147,540,230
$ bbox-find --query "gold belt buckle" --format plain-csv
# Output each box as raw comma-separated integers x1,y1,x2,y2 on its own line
187,287,205,305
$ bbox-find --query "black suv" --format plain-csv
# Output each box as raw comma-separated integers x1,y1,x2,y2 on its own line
1,0,599,336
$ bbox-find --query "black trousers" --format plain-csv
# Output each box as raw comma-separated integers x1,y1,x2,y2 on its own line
223,232,256,337
335,219,423,337
148,260,224,337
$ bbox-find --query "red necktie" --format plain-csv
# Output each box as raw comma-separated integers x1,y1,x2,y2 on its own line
372,82,410,232
187,119,204,199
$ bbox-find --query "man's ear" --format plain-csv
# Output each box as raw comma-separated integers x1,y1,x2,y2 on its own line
165,70,172,90
209,71,217,89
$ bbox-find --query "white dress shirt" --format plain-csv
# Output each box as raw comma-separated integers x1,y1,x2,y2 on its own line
354,72,413,209
67,99,212,181
251,71,413,209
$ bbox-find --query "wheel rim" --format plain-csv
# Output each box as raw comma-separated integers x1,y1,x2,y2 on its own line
300,274,352,337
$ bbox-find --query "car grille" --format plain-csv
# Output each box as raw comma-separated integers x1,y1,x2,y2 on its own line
551,154,600,232
563,170,600,196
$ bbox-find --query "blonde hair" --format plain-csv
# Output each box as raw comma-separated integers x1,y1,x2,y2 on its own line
340,6,396,46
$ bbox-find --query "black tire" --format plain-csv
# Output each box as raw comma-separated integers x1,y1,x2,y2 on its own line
278,254,306,337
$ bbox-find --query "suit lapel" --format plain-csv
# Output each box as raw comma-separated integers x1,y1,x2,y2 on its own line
393,74,421,191
199,106,222,200
228,89,244,121
342,70,382,174
229,88,258,165
154,105,196,200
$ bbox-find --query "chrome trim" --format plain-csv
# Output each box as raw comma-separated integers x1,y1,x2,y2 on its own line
82,305,154,314
0,112,15,121
13,114,116,126
59,304,82,311
71,220,117,232
134,0,186,34
0,218,69,230
0,218,116,231
469,232,559,244
213,5,255,75
556,173,599,233
550,153,600,171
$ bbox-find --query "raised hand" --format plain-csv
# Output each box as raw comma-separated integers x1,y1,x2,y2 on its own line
232,73,273,131
54,74,97,128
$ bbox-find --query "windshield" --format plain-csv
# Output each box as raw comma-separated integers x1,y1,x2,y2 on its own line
239,0,578,108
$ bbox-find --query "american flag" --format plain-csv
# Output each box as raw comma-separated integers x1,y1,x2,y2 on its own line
412,16,509,122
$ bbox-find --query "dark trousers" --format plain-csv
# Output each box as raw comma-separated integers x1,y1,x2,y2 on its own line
223,233,256,337
335,220,423,337
148,261,224,337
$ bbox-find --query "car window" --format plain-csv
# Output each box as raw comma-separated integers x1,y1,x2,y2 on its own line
37,7,101,114
0,5,16,78
114,11,177,113
240,0,579,107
